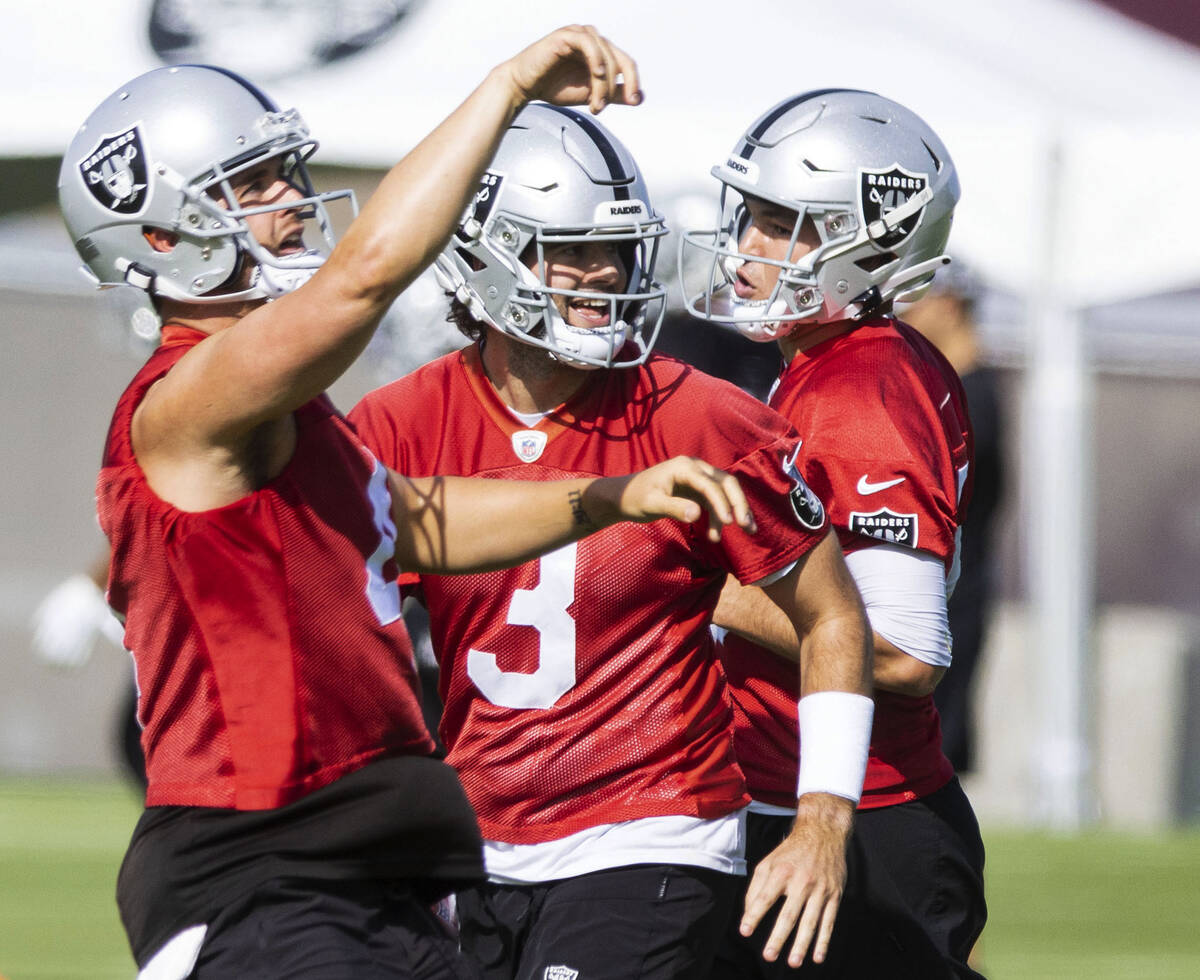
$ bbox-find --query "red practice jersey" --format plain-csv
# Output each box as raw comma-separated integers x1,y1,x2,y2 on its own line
720,316,973,809
350,346,825,844
99,326,435,810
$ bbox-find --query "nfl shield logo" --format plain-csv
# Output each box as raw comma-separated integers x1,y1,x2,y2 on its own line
858,164,928,249
512,429,547,463
78,126,149,216
544,968,579,980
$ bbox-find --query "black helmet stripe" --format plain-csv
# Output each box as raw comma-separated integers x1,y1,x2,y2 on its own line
180,63,279,111
738,88,875,159
542,104,630,199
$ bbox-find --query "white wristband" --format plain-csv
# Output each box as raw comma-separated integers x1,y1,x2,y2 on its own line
796,691,874,804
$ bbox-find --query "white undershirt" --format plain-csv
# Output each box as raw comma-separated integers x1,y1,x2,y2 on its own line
483,810,747,883
508,406,552,427
844,543,952,668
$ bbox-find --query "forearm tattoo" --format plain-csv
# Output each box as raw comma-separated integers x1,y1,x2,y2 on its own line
568,488,592,528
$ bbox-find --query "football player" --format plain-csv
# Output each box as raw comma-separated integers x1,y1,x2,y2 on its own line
681,90,988,976
349,104,874,979
57,28,758,979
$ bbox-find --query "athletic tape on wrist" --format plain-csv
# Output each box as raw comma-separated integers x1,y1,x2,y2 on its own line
796,691,874,804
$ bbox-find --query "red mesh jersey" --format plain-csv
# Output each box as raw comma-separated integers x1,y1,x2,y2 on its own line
719,316,973,809
350,347,824,844
99,327,435,810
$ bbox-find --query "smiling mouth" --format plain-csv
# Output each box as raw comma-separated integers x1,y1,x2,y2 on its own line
567,297,614,328
277,231,306,255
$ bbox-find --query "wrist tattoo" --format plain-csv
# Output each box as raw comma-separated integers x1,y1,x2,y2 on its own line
568,488,592,528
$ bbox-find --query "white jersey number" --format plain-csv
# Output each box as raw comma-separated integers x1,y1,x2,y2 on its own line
364,461,402,625
468,543,577,709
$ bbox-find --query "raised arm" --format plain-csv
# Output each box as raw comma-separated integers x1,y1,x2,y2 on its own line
138,27,643,457
391,455,754,574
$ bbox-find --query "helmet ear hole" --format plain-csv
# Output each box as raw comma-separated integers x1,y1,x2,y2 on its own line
455,246,487,273
855,252,897,273
142,227,179,253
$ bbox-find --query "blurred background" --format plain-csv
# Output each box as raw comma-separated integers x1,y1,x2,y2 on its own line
2,0,1200,975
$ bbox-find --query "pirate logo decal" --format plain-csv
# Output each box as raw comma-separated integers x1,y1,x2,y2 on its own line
782,443,826,531
78,126,148,215
859,164,928,249
453,171,505,247
849,507,918,547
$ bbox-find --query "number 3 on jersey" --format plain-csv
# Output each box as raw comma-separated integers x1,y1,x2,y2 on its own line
468,543,577,709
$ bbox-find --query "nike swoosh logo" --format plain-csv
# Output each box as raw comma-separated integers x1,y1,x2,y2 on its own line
857,475,906,495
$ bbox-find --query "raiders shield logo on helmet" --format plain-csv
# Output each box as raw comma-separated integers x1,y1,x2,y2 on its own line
78,126,149,216
859,164,928,249
782,443,826,531
462,171,504,237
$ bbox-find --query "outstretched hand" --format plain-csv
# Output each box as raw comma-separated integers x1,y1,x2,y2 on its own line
741,793,853,967
502,24,642,114
603,456,756,542
30,573,124,668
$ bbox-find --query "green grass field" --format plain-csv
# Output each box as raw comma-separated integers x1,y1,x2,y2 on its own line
1,776,1198,979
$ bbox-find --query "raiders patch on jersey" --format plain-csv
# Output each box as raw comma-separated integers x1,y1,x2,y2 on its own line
849,507,918,547
782,443,826,531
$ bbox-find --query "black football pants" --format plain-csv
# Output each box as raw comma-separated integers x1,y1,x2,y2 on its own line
457,863,739,980
711,779,987,979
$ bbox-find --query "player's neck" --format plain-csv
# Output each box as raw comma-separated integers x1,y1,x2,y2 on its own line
479,335,589,414
158,297,262,336
778,319,858,362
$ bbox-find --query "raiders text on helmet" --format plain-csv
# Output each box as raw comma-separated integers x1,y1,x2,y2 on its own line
434,103,668,369
58,65,357,304
680,90,959,340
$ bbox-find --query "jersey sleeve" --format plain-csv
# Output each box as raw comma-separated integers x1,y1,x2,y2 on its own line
792,358,961,566
348,390,406,473
348,383,423,587
678,382,829,584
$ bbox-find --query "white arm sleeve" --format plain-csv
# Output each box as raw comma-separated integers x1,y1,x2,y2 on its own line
843,544,952,668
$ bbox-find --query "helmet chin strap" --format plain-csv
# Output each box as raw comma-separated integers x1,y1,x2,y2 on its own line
253,250,324,298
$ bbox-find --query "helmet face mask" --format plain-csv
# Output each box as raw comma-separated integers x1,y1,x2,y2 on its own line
435,103,668,370
680,89,959,341
59,66,357,305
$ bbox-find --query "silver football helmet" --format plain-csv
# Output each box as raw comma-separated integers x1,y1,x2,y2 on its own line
58,64,355,304
434,103,667,369
681,89,959,340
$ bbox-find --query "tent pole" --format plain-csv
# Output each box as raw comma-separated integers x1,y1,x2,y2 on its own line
1024,133,1096,830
